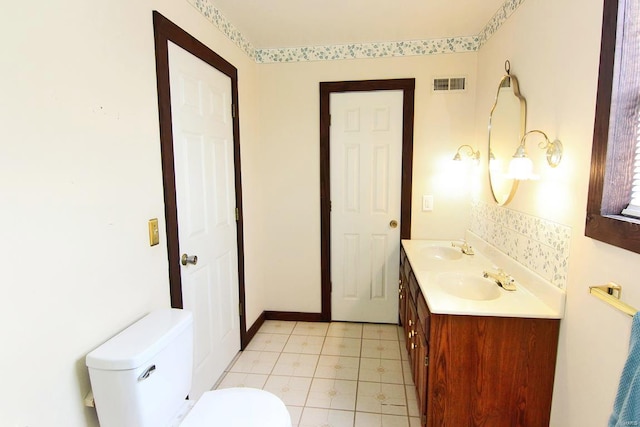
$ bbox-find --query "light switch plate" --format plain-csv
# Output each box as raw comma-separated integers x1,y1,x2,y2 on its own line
422,195,434,211
148,218,159,246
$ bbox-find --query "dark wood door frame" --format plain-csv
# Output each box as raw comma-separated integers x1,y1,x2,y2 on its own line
319,79,415,322
152,11,249,348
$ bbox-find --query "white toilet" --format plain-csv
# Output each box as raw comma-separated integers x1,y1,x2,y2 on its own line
86,308,291,427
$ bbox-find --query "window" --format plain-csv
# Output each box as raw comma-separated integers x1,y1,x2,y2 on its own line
586,0,640,254
621,118,640,218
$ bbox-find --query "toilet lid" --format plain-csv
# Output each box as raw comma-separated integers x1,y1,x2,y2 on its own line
180,388,291,427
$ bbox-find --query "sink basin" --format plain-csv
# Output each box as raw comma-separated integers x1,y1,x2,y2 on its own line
436,272,501,301
420,246,463,261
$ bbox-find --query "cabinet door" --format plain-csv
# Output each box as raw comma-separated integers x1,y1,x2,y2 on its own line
415,321,429,426
399,272,407,326
406,297,417,363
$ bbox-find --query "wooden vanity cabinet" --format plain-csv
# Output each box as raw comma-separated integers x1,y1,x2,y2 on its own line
399,248,560,427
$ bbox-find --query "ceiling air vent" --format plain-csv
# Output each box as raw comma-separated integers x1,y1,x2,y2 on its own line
433,77,467,92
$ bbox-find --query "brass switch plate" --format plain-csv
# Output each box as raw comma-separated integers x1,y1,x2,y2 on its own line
148,218,160,246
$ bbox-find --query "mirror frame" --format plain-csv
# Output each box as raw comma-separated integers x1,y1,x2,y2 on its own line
487,71,527,205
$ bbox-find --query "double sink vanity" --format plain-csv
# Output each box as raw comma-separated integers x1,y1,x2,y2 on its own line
399,233,565,427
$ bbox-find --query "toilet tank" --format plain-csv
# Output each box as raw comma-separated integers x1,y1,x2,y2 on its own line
86,308,193,427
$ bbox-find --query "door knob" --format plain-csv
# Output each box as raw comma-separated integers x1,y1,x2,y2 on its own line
390,220,398,228
181,254,198,266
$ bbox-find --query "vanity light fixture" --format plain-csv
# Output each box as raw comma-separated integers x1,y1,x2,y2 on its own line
452,144,481,164
507,129,563,180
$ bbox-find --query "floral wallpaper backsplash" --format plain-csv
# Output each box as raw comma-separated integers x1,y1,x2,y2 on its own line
470,201,571,289
187,0,528,63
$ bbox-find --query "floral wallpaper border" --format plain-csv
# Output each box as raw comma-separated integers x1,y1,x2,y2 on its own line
187,0,527,63
470,201,571,289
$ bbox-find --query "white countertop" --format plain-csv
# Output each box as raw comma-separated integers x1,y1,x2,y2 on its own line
402,234,565,319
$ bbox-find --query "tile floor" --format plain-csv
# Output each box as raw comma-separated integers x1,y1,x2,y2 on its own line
215,320,421,427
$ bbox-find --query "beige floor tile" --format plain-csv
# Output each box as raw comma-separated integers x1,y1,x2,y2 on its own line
292,321,330,336
215,372,268,389
321,336,362,357
361,339,402,360
405,385,419,417
263,375,313,407
228,350,279,374
315,355,360,380
235,322,418,427
401,360,414,385
327,322,363,338
273,353,319,377
245,332,290,352
356,381,407,416
355,412,410,427
299,408,355,427
306,378,358,411
359,358,404,384
363,323,401,341
259,320,297,335
283,334,325,354
287,405,304,427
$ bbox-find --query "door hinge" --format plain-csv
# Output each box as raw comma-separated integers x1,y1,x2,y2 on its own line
329,200,332,212
425,356,429,366
235,208,240,221
328,114,331,126
232,103,237,118
239,303,243,316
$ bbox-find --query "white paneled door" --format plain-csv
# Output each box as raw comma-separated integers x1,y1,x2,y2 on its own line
168,42,240,399
330,90,403,323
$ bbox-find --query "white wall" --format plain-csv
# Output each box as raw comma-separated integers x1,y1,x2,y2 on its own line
257,54,479,312
0,1,261,425
475,0,640,425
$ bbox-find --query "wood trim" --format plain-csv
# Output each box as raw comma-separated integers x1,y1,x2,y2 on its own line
319,79,416,322
243,311,266,348
264,311,325,322
585,0,640,254
152,11,248,346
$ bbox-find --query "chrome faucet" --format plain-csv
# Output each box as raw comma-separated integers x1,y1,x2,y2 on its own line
483,268,516,291
451,240,474,255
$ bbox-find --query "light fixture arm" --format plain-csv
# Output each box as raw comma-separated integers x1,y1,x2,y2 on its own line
453,144,481,162
514,129,563,167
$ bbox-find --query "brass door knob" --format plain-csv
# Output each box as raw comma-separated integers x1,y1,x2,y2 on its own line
390,220,398,228
181,254,198,266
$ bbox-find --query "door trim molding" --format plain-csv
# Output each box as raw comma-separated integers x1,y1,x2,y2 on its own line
319,79,415,322
152,11,248,347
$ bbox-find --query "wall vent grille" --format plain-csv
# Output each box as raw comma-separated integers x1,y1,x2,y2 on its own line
433,77,467,92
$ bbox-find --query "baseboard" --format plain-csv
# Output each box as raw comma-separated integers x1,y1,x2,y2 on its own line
264,311,325,322
242,311,265,349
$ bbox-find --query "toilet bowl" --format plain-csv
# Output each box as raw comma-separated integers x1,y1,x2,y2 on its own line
180,388,290,427
86,309,291,427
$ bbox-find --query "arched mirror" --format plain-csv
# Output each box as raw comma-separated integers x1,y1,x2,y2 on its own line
488,61,526,205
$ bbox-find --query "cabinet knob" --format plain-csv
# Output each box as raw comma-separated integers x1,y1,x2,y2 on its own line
411,343,417,350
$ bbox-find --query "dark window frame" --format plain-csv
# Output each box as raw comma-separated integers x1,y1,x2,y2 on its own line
585,0,640,254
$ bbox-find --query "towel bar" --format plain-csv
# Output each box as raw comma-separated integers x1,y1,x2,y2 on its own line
589,283,638,317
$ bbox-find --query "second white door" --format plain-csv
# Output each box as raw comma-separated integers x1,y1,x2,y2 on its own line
330,90,403,323
168,42,240,399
